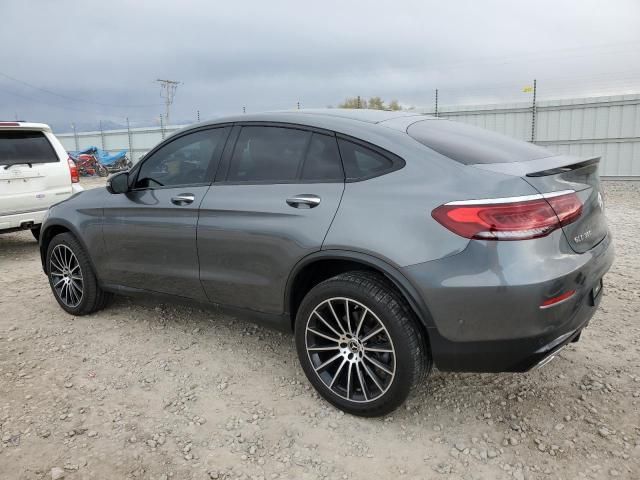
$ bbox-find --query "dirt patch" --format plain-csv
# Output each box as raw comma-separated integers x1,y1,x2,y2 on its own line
0,180,638,479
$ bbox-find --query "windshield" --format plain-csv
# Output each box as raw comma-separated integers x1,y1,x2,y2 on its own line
407,119,554,164
0,130,58,166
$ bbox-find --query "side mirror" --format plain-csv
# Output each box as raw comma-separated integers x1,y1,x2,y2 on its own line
106,171,130,194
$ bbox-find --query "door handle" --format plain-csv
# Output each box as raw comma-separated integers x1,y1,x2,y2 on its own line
171,193,195,205
286,194,321,209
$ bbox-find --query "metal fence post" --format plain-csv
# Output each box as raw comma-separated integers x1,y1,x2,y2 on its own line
160,114,165,140
99,120,106,150
126,117,134,163
72,123,79,152
531,79,537,143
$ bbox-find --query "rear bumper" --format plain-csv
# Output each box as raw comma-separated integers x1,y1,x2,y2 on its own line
0,208,47,232
402,230,614,372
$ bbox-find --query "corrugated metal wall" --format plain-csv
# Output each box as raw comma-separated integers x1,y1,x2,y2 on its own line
418,94,640,177
57,125,187,163
57,93,640,176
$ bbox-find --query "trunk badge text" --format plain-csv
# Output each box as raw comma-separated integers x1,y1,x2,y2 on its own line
574,230,592,243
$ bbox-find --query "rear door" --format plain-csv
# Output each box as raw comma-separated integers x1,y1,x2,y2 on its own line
101,127,230,298
197,125,345,314
0,129,68,215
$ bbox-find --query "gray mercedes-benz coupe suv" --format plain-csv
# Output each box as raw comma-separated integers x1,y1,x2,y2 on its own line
40,109,613,416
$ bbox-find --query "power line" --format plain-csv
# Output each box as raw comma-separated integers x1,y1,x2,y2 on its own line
0,71,162,108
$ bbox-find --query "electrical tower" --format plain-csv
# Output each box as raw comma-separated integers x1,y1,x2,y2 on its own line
156,79,180,125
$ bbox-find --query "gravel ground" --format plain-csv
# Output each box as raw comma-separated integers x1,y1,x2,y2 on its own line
0,180,638,480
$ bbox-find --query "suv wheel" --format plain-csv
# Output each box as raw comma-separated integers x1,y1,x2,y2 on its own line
46,233,112,315
295,271,430,416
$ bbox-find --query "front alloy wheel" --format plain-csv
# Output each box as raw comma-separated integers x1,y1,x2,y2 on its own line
295,271,430,416
46,232,112,315
49,244,84,308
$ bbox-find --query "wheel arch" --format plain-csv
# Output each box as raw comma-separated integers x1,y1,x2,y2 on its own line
285,250,436,334
39,220,97,277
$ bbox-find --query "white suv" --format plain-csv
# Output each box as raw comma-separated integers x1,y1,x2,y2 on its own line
0,122,83,240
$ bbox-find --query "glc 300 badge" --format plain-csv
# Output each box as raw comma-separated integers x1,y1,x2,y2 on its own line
574,230,592,243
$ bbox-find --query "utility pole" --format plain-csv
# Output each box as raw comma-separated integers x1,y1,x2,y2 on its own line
156,79,180,125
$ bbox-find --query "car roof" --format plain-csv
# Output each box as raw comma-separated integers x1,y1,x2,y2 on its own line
0,121,52,132
196,108,430,129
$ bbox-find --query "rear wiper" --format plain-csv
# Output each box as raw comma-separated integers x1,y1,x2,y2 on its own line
3,163,33,170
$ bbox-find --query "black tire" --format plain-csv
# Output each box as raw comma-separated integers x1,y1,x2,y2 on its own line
31,226,41,241
295,271,430,417
46,232,112,315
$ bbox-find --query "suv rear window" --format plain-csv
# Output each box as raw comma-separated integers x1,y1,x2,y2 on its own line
0,130,58,166
407,119,553,164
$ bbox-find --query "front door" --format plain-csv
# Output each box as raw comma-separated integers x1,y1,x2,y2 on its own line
198,125,345,314
102,127,230,299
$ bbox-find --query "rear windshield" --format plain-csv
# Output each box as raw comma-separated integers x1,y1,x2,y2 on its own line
407,119,553,164
0,130,58,166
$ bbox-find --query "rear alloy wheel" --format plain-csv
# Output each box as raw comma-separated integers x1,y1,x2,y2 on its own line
46,233,112,315
295,272,430,416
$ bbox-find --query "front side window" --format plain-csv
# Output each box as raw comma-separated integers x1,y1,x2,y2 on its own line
135,128,228,188
227,126,310,182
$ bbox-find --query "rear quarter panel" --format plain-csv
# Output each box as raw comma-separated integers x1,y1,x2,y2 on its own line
323,133,544,267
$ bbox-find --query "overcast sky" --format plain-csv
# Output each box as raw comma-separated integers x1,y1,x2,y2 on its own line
1,0,639,131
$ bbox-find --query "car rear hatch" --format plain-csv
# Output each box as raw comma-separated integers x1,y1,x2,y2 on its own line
471,155,608,253
406,119,608,253
0,125,69,216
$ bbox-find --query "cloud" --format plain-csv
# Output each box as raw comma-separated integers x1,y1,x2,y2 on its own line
1,0,639,131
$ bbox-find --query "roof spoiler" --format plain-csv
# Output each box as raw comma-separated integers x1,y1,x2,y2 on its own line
526,157,600,177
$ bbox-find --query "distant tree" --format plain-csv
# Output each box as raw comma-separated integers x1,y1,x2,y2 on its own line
388,99,401,111
337,96,403,110
367,97,385,110
338,97,363,109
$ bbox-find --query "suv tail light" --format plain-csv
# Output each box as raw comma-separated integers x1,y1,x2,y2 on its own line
67,156,79,183
432,190,582,240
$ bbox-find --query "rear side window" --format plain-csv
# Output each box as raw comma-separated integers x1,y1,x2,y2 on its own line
0,131,58,166
407,119,553,164
228,126,310,182
337,139,395,180
301,133,343,181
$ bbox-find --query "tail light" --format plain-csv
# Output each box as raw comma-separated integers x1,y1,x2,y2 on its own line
432,190,582,241
67,156,79,183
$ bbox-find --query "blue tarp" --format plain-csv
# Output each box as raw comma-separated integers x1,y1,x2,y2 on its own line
69,146,127,165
